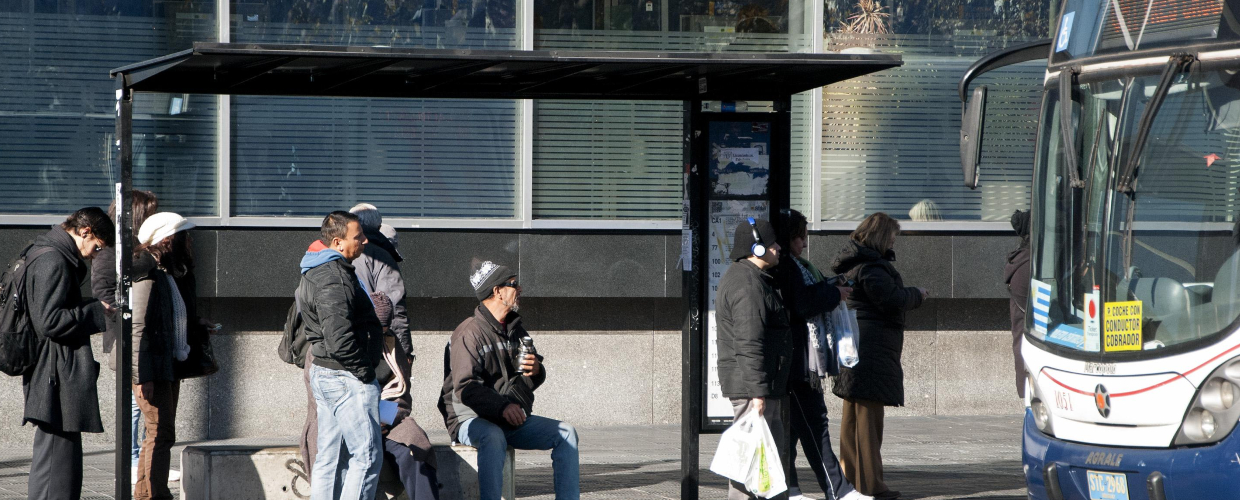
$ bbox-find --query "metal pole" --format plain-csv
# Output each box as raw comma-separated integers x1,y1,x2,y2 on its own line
114,79,134,500
680,99,704,500
773,96,793,499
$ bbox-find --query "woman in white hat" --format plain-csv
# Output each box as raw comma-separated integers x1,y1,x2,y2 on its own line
130,212,210,500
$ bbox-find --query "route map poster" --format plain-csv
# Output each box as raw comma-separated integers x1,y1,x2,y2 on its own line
704,120,772,426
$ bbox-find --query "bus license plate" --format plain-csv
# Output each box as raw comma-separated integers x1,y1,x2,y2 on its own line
1087,470,1130,500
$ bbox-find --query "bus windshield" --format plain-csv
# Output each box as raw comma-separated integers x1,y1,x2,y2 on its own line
1031,66,1240,358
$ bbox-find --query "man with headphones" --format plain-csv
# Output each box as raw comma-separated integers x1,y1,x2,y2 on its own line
715,217,793,500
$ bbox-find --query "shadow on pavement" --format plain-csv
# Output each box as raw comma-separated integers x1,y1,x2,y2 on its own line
512,461,1025,499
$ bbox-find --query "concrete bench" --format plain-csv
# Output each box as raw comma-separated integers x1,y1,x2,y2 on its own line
180,443,515,500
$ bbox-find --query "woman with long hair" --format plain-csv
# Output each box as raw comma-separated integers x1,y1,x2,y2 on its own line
93,190,159,485
775,209,870,500
830,212,927,500
130,212,199,500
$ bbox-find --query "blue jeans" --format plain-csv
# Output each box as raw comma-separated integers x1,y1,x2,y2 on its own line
309,364,382,500
131,394,142,464
458,415,580,500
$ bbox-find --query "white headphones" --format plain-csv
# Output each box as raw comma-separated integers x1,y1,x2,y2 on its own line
747,217,766,258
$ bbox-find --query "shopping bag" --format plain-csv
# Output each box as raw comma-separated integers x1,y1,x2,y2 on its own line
709,409,763,483
743,412,787,498
832,302,860,368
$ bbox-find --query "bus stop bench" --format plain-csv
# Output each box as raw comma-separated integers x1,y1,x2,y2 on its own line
180,442,515,500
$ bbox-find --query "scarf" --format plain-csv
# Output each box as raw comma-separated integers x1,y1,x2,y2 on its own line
163,273,191,362
794,256,835,381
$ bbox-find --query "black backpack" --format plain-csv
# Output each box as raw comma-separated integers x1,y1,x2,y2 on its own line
0,245,55,376
278,282,310,368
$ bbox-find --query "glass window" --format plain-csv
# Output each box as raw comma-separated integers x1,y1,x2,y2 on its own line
531,0,814,220
820,0,1050,222
229,0,519,219
0,0,217,216
1030,68,1240,358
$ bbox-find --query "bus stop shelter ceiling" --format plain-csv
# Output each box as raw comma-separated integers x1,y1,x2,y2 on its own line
106,42,900,500
110,42,901,100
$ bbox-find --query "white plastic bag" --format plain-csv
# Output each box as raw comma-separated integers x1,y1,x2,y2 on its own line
708,408,787,498
832,302,860,368
709,409,762,483
743,413,787,498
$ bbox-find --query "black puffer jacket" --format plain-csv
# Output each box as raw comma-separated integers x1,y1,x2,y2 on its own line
716,260,792,399
299,247,383,384
830,240,923,407
22,227,109,433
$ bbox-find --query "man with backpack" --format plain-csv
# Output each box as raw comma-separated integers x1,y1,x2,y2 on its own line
298,211,385,500
20,208,114,500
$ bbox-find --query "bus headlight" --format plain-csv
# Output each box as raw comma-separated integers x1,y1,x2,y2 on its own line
1175,357,1240,445
1031,398,1054,435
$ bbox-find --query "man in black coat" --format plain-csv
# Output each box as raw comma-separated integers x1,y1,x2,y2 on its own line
23,207,114,500
1005,210,1031,398
715,217,792,500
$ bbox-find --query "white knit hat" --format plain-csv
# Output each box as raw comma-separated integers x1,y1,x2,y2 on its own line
138,212,196,246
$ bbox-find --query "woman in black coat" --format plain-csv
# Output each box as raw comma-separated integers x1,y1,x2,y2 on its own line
130,212,208,500
774,209,868,500
830,212,926,500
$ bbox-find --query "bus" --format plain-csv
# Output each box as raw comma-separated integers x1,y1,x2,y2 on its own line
959,0,1240,498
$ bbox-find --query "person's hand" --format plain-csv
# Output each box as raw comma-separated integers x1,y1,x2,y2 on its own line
836,286,853,302
101,302,115,315
751,397,766,416
918,287,929,300
520,354,540,377
502,403,527,427
139,382,154,401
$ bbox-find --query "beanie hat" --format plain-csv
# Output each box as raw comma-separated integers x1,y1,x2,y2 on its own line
470,261,517,301
1010,209,1031,238
138,212,196,246
729,218,777,261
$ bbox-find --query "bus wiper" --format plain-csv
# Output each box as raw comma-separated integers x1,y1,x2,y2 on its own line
1058,67,1085,188
1116,53,1195,193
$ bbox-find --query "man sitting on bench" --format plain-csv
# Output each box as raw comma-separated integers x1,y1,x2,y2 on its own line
438,261,580,500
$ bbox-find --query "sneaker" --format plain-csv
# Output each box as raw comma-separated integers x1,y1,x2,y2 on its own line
840,491,875,500
168,469,181,482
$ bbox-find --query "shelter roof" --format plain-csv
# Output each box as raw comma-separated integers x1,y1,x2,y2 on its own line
111,42,901,100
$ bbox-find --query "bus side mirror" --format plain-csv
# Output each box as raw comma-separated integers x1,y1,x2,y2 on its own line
961,85,987,189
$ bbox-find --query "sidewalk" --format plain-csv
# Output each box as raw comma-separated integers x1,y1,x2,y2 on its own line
0,415,1025,499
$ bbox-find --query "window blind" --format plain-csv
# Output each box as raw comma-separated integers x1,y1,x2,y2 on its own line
0,11,217,215
821,34,1043,222
229,19,520,218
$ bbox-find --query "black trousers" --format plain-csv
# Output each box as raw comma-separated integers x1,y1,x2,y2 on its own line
29,423,83,500
383,439,440,500
787,380,856,500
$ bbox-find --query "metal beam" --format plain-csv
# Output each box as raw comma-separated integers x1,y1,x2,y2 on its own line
113,79,134,500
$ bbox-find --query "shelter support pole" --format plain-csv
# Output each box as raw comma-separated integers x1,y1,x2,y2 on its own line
113,80,134,500
681,99,704,500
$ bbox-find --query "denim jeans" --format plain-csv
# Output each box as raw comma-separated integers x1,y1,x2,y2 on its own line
458,415,579,500
131,394,142,464
309,364,382,500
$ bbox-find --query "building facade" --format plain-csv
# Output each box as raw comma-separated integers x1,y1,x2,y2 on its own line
0,0,1049,446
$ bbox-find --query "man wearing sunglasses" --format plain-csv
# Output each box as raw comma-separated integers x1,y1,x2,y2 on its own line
439,260,580,500
23,207,116,500
715,217,793,500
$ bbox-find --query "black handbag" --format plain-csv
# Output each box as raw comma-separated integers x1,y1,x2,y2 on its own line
175,322,219,379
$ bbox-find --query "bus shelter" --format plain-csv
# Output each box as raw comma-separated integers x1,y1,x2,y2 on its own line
110,43,900,500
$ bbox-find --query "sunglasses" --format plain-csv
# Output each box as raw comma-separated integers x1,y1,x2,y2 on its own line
497,280,520,289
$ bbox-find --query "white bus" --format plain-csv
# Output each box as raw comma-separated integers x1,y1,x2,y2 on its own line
960,1,1240,498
